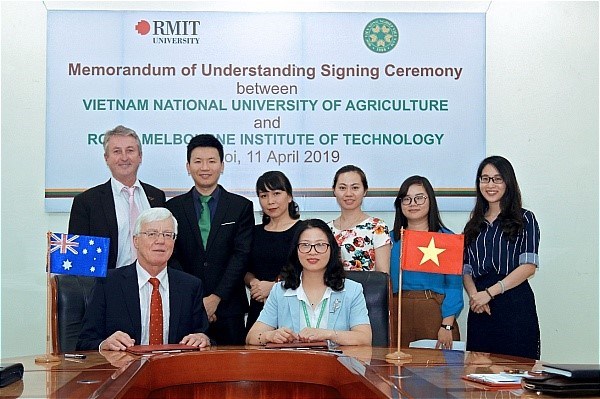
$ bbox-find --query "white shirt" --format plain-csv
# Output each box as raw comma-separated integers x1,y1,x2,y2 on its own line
293,280,333,330
110,177,151,267
136,263,170,345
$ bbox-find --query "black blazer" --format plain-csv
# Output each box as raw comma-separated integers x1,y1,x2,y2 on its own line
166,186,254,317
76,264,209,350
68,180,166,269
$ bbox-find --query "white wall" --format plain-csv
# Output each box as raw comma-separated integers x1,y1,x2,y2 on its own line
1,1,598,363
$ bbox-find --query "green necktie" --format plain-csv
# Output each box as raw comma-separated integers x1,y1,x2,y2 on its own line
198,195,212,249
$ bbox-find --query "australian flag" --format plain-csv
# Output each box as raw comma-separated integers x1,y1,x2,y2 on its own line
48,232,109,277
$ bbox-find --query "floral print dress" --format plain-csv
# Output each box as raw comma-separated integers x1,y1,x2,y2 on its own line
328,217,391,271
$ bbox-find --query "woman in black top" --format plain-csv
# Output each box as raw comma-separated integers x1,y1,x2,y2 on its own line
244,171,301,331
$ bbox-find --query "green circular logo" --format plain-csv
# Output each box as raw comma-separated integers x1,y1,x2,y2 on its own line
363,18,399,53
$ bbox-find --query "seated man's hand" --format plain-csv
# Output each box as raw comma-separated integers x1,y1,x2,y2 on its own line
101,331,135,351
180,333,211,348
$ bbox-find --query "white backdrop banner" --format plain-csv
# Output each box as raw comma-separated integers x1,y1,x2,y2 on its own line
46,11,485,212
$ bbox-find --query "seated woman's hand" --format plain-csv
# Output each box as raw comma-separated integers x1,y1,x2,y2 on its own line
266,327,298,343
298,327,331,342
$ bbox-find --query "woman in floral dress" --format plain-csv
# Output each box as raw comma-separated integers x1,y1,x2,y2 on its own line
327,165,391,273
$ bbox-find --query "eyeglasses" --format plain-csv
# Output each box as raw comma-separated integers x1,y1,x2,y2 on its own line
138,231,177,240
479,176,504,184
401,195,428,206
297,243,330,254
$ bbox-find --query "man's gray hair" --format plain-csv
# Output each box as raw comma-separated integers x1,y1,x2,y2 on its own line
133,208,178,236
103,125,142,155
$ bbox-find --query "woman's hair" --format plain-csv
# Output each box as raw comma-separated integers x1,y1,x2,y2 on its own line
280,219,345,291
391,175,447,241
332,165,368,190
255,171,300,224
464,155,524,243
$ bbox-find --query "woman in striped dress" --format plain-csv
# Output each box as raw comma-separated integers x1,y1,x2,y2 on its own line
463,156,541,359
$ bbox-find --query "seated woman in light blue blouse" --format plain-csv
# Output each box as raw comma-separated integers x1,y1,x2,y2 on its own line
246,219,372,346
390,176,463,349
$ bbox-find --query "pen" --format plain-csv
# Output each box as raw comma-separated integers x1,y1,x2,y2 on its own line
152,350,183,353
64,353,86,359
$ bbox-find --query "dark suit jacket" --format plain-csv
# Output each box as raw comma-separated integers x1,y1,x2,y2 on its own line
166,185,254,317
68,179,166,269
76,264,209,350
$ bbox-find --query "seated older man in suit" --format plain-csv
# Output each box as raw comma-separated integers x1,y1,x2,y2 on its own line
77,208,211,351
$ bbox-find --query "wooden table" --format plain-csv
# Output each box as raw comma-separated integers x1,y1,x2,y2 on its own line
0,346,581,398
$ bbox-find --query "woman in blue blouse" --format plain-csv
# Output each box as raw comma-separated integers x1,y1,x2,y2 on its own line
463,156,540,359
390,176,463,349
246,219,372,346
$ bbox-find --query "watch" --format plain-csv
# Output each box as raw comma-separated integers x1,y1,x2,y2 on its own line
441,324,454,331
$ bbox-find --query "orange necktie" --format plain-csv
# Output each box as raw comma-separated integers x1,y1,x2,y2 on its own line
148,277,163,345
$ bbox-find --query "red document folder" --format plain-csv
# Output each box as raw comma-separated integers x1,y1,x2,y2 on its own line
264,341,329,349
126,344,201,355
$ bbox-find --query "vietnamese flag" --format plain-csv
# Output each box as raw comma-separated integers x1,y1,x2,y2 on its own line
401,230,464,275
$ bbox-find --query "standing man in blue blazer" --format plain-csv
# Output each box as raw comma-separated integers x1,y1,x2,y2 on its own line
166,134,254,345
68,125,166,270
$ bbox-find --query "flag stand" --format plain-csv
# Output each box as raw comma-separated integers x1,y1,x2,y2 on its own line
386,228,412,361
36,233,61,364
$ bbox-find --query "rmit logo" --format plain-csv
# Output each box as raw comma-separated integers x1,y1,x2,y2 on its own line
135,20,151,35
135,20,201,36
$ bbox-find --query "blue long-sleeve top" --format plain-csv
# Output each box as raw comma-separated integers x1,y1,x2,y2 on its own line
390,227,464,319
